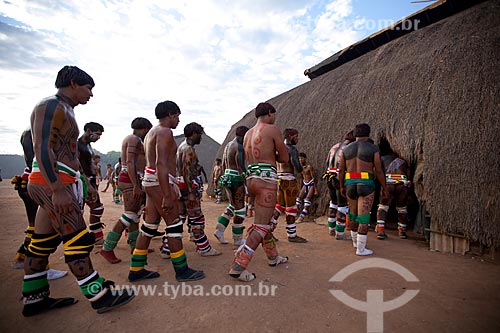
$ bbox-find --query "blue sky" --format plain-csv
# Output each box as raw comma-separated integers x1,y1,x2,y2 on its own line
0,0,431,154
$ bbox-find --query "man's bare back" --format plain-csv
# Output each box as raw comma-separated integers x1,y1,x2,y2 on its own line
121,135,147,174
244,123,288,166
144,125,177,183
222,140,240,171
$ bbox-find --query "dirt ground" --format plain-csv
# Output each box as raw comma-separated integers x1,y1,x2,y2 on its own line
0,180,499,333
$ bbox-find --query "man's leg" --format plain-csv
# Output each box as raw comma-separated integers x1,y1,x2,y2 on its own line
335,188,350,240
24,185,134,316
101,183,144,263
214,189,233,244
15,184,67,278
232,207,247,246
345,186,359,248
298,185,314,222
356,190,375,256
137,186,203,282
101,181,109,192
86,196,105,245
271,183,285,230
100,219,126,264
326,181,338,236
21,217,74,317
395,185,409,239
189,202,221,256
230,180,286,282
13,188,37,268
376,188,392,240
165,207,205,282
285,179,307,243
246,195,254,217
128,189,161,282
295,187,305,223
214,184,222,204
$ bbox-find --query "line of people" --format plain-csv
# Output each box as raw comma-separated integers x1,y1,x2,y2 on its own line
13,65,413,318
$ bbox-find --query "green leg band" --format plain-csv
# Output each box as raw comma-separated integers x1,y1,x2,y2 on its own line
232,225,244,235
171,250,187,269
336,224,346,232
22,274,49,296
327,221,335,228
127,229,140,250
130,253,147,270
80,276,105,299
103,230,122,251
357,214,371,224
348,212,357,223
217,215,230,228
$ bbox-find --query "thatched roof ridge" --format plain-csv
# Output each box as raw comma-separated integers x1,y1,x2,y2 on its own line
304,0,488,79
215,0,500,247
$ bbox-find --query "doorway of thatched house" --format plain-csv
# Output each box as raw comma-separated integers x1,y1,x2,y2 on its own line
373,137,421,237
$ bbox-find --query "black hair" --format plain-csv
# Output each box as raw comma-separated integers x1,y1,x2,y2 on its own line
299,152,307,158
354,123,370,137
155,101,181,119
235,125,249,137
84,122,104,132
184,122,204,137
55,66,94,88
283,128,298,138
345,130,355,141
131,117,153,129
255,102,276,118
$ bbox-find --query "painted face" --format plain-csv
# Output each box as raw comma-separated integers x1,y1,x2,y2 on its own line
89,130,102,142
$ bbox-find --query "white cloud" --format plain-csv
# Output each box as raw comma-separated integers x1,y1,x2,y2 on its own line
0,0,366,154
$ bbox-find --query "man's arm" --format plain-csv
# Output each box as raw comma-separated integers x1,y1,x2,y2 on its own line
237,142,246,173
404,158,412,187
156,129,173,206
373,152,388,197
182,147,196,191
96,163,103,180
211,165,218,185
289,146,302,173
339,154,346,197
21,129,35,170
31,103,73,213
200,166,208,183
32,104,65,191
274,128,289,164
126,137,142,196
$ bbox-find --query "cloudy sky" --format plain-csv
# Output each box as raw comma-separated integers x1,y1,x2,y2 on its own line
0,0,430,155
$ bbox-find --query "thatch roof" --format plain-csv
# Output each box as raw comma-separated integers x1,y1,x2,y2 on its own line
212,0,500,248
304,0,487,79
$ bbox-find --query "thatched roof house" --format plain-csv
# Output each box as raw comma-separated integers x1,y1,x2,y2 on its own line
211,0,500,251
